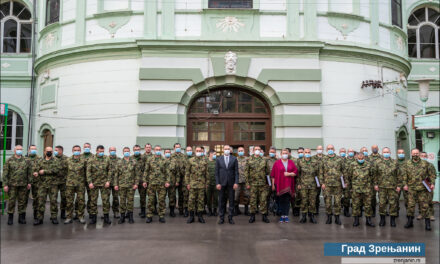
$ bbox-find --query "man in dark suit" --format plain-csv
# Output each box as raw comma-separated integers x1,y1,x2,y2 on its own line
215,145,239,224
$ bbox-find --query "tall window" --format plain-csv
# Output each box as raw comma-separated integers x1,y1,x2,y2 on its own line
0,109,24,150
408,7,440,59
0,1,32,53
391,0,402,28
45,0,59,25
208,0,252,9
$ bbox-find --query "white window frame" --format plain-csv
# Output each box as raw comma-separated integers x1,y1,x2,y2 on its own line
408,7,440,59
1,110,23,150
0,1,32,54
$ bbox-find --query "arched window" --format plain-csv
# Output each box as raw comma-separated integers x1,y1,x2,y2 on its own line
408,7,440,59
0,1,32,53
45,0,59,26
0,109,24,150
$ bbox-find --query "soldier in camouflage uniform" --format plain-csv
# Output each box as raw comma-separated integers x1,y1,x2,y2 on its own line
246,146,270,223
164,148,177,217
33,147,61,225
297,148,319,224
347,152,375,227
171,143,186,216
54,145,68,220
319,144,345,225
182,146,194,217
312,145,324,214
403,148,436,231
374,147,401,227
369,145,382,217
79,142,94,218
26,145,40,220
108,146,121,219
266,147,278,216
185,146,209,224
3,145,31,225
115,147,138,224
138,143,152,218
64,145,87,224
342,148,355,217
235,146,250,216
206,149,218,216
420,151,437,221
143,145,170,223
396,148,406,217
86,145,111,225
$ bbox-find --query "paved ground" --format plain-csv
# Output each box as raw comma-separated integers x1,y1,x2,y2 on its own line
1,203,439,264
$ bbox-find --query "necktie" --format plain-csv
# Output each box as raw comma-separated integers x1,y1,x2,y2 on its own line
225,156,229,167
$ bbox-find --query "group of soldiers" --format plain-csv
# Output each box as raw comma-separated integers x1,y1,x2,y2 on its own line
2,142,437,231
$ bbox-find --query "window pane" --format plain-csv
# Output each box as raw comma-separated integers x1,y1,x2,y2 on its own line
254,108,267,113
207,91,221,102
18,7,31,20
414,8,426,23
206,102,219,113
222,97,235,113
210,122,224,131
233,122,248,131
192,122,208,130
427,8,440,25
3,19,17,37
20,23,32,52
253,132,266,141
408,43,417,58
0,2,10,19
254,98,264,107
420,25,435,44
420,44,436,58
238,92,252,102
250,122,266,130
12,2,25,16
408,28,416,43
46,0,60,25
238,103,252,113
15,137,23,147
391,0,402,27
0,138,12,150
15,126,24,137
209,0,252,8
210,132,224,141
193,131,208,141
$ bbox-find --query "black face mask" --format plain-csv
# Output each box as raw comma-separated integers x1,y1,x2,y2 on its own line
372,149,378,154
46,151,53,157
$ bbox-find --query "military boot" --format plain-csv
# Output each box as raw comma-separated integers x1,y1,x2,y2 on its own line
249,213,256,223
213,208,218,216
379,215,386,226
309,213,317,224
198,212,205,223
334,215,341,225
299,213,307,223
366,217,375,227
118,212,125,224
262,214,270,223
353,216,359,227
18,213,26,224
51,217,59,225
33,218,43,225
326,214,332,224
146,216,152,223
60,210,66,219
103,214,112,224
159,216,166,223
187,211,195,224
139,207,146,218
244,205,250,216
343,206,351,217
184,207,189,217
425,218,431,231
390,216,396,227
7,214,13,225
128,212,134,224
235,205,242,216
404,216,413,228
169,206,176,217
208,207,213,216
89,214,97,224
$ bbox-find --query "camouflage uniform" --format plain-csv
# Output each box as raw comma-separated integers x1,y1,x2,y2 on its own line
3,156,31,214
347,161,375,217
374,158,401,216
426,161,436,217
397,158,407,212
369,154,382,214
139,152,153,210
144,155,169,218
320,155,345,216
26,154,41,217
165,157,177,209
297,158,319,214
54,154,68,215
171,152,187,211
245,156,269,214
206,159,218,210
312,154,324,213
79,153,94,215
291,156,303,212
115,158,138,214
342,157,355,209
185,156,209,213
65,156,87,219
86,155,111,215
234,156,249,205
34,157,61,220
403,158,436,218
108,155,121,215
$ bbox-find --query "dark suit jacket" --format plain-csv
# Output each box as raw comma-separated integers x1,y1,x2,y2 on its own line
215,155,239,187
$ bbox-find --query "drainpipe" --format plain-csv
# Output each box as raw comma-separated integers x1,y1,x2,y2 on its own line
27,1,38,149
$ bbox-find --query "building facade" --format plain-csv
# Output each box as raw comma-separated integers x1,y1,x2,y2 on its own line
1,0,439,171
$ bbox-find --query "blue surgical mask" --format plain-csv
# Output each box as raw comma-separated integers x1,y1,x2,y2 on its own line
269,153,275,158
84,148,91,154
398,154,405,159
298,153,304,158
212,155,216,160
340,153,346,157
73,151,81,156
357,159,365,164
328,150,334,155
422,157,428,161
348,152,354,157
282,154,288,160
165,153,171,158
238,151,244,156
363,151,368,156
98,152,104,157
134,151,140,156
30,149,37,155
16,150,23,156
123,152,130,157
54,151,59,156
305,154,311,158
259,152,264,157
155,151,162,156
110,151,116,156
187,151,192,156
224,150,231,155
175,148,181,153
383,153,391,159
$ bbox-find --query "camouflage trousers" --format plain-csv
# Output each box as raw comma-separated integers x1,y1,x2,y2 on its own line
37,186,60,219
206,185,218,209
250,185,269,214
315,187,321,213
166,185,177,208
188,187,205,213
378,188,399,216
407,189,431,218
66,185,85,219
371,188,377,212
341,188,351,208
352,191,373,217
234,183,249,205
177,183,189,209
30,182,40,214
293,184,302,209
138,184,147,209
75,184,90,215
300,188,318,214
147,184,166,217
89,187,110,215
119,187,135,214
54,183,67,211
110,185,119,214
429,191,434,217
7,186,28,214
323,186,342,215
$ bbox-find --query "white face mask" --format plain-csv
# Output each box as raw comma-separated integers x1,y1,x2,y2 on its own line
282,154,289,160
317,150,323,154
224,150,230,155
254,150,261,156
196,152,203,157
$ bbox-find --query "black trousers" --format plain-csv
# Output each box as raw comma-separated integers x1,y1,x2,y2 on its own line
218,184,235,218
279,193,291,216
